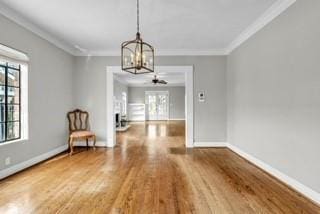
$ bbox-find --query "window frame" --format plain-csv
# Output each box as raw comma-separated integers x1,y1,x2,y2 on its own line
0,44,29,146
0,62,21,143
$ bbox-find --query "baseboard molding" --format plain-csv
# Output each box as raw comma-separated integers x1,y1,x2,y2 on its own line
169,118,185,121
194,142,228,148
0,144,68,180
73,140,107,147
116,125,131,132
192,141,320,204
227,143,320,205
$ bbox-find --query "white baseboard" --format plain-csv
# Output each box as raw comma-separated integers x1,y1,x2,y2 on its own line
227,143,320,205
169,118,185,121
0,144,68,180
73,140,107,147
194,142,228,148
192,141,320,204
116,125,131,132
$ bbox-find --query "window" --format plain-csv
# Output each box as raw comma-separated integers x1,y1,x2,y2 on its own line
0,44,28,144
0,60,21,142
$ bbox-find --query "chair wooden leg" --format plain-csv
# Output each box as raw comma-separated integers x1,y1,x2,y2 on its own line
93,135,96,150
68,136,71,152
86,138,89,150
69,137,74,155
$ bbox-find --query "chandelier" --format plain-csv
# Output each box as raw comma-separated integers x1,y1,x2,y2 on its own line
121,0,154,74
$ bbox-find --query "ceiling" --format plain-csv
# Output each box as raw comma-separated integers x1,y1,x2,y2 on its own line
115,71,185,87
0,0,294,55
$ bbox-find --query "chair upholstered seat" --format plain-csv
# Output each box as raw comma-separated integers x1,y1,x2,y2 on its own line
70,131,95,138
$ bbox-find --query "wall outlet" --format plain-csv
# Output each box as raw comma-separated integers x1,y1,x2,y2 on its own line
5,157,11,166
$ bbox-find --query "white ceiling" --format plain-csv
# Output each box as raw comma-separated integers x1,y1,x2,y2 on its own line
115,71,185,87
0,0,295,55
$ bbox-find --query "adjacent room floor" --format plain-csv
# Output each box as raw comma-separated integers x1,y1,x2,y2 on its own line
0,121,319,213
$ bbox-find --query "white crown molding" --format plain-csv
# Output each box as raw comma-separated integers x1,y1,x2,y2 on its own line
74,49,228,57
0,2,76,55
107,65,193,74
225,0,296,54
0,0,295,56
74,50,120,57
156,49,228,56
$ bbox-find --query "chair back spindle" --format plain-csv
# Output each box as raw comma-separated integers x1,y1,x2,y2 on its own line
67,109,89,133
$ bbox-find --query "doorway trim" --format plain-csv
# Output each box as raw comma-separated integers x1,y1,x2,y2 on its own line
106,66,194,148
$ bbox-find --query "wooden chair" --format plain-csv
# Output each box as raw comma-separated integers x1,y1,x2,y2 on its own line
67,109,96,155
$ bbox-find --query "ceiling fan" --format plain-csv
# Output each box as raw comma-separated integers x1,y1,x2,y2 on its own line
150,75,167,85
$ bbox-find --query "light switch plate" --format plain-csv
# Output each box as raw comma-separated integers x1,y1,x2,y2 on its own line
198,92,205,102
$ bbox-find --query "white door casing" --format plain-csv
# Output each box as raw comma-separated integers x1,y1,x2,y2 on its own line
106,66,194,148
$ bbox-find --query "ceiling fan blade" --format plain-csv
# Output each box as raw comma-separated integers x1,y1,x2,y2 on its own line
158,80,167,84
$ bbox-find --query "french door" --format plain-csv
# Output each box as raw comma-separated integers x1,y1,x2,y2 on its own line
145,91,169,120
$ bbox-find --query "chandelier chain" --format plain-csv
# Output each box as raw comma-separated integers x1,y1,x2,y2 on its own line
137,0,140,33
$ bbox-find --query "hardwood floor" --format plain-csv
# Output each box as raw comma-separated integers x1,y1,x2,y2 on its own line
0,121,319,213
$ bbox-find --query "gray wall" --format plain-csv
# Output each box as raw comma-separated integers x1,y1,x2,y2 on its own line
0,14,73,170
227,0,320,192
114,78,128,103
128,86,185,120
74,56,227,143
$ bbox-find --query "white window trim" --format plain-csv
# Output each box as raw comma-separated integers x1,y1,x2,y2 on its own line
0,45,29,146
20,64,29,141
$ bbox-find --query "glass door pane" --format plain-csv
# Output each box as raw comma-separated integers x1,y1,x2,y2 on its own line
157,93,169,120
146,94,157,120
145,91,169,121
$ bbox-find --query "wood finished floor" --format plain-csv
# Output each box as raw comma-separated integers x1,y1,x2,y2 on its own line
0,121,319,213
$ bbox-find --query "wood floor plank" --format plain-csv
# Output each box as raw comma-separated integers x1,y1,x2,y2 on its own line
0,121,319,213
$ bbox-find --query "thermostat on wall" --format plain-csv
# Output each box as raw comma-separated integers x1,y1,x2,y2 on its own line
198,92,205,102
